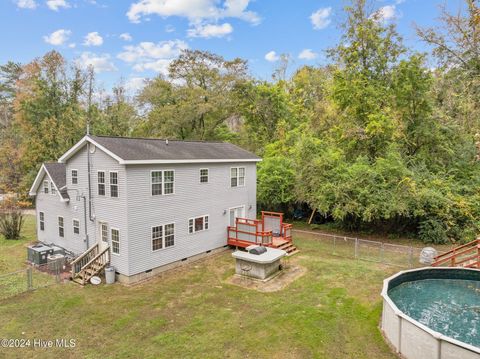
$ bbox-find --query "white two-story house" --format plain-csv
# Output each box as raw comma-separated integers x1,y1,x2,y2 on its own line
28,135,260,283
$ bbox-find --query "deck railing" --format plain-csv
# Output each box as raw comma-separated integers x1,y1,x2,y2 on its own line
432,239,480,268
70,243,99,278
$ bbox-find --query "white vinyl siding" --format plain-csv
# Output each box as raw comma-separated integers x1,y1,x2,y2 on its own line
189,215,209,234
73,219,80,235
58,216,64,238
151,170,175,196
39,212,45,231
111,228,120,254
200,168,208,183
110,172,119,198
71,169,78,184
152,223,175,251
230,167,245,187
98,171,105,196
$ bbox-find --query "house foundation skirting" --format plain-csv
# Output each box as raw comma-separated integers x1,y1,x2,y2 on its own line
116,246,229,285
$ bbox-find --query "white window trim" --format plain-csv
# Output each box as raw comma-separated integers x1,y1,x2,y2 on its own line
150,169,175,196
109,171,119,198
100,222,109,243
230,167,246,188
151,222,175,252
50,182,57,195
111,227,120,256
43,180,49,194
72,218,80,235
199,168,209,184
97,170,106,196
39,212,45,231
58,216,64,238
71,169,78,185
189,214,209,234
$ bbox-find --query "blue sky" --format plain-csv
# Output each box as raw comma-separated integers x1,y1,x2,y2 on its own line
0,0,466,93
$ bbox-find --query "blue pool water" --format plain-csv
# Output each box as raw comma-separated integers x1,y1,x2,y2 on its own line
388,278,480,348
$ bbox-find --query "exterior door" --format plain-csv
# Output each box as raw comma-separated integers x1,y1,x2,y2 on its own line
229,206,245,227
98,222,109,251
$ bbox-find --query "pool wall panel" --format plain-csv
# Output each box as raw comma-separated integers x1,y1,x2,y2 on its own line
381,267,480,359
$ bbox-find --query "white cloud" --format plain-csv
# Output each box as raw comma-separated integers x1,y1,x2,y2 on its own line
310,7,332,30
265,51,279,62
165,24,175,33
83,32,104,46
76,52,117,73
125,77,147,93
43,29,71,46
119,33,133,41
46,0,70,11
298,49,318,60
16,0,37,9
68,43,76,48
187,23,233,38
117,40,188,76
126,0,261,25
374,5,397,22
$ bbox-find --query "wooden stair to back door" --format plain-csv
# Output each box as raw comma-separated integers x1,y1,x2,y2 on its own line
71,245,111,285
277,241,299,256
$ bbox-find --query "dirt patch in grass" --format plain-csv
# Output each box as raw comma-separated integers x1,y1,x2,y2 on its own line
226,263,306,292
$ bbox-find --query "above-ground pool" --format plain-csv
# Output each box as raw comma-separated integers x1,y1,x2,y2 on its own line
381,267,480,359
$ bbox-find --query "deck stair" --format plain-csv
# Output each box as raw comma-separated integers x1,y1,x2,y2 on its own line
70,244,110,285
276,240,299,256
431,239,480,269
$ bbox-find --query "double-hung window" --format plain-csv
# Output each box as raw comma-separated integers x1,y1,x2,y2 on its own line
43,180,49,194
71,170,78,184
110,172,118,198
152,223,175,251
230,167,245,187
39,212,45,231
189,215,209,234
111,228,120,254
51,182,56,195
101,223,108,243
200,169,209,183
58,216,64,238
98,171,105,196
73,219,80,234
151,170,174,196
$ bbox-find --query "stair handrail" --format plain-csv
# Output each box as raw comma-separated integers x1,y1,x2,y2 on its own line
77,246,110,285
433,239,480,261
71,243,99,278
432,240,480,267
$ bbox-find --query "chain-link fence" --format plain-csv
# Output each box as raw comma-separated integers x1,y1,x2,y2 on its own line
0,263,64,301
294,229,427,268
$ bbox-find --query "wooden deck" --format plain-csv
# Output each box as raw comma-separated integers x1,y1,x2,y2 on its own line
227,211,297,255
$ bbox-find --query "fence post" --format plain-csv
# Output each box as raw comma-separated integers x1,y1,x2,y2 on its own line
355,238,358,259
333,235,336,254
408,247,414,268
27,267,33,291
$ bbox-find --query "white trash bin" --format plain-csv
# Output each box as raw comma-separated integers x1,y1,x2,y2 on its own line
105,266,115,284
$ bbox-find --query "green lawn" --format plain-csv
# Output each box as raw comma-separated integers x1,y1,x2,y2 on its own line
0,216,398,358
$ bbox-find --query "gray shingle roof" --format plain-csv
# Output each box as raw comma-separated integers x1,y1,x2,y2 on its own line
90,135,260,162
44,163,69,200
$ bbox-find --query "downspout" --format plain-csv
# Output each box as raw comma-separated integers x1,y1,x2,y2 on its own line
87,140,94,222
83,195,89,250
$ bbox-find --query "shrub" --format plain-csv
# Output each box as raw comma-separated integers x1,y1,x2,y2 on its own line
418,219,448,244
0,198,24,240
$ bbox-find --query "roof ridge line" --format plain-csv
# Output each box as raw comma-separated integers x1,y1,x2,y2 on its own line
91,135,225,144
